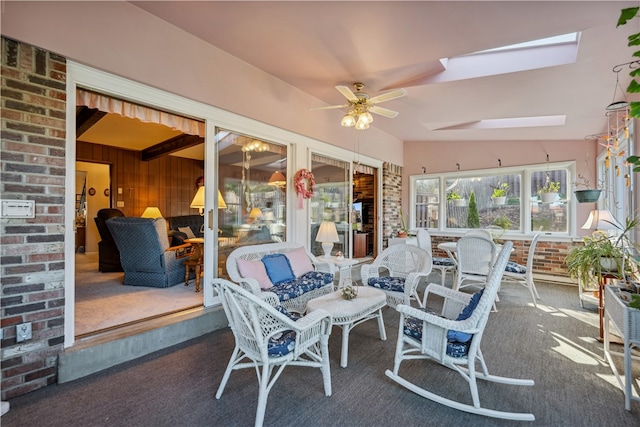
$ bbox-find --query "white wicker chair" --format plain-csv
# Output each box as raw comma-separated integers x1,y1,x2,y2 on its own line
502,233,541,307
416,229,455,287
360,244,432,308
213,278,333,427
385,242,535,421
454,235,497,292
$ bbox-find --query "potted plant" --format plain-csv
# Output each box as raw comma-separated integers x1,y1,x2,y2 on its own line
447,189,466,206
565,217,639,291
491,182,509,205
573,174,602,203
538,181,561,203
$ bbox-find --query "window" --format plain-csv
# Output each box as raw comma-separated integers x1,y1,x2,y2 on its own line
410,162,574,235
217,130,287,276
310,154,350,257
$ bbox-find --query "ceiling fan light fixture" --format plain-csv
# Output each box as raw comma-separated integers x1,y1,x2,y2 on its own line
361,111,373,124
341,113,356,127
355,117,369,130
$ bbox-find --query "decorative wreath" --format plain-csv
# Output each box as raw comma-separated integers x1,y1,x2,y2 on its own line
294,168,315,199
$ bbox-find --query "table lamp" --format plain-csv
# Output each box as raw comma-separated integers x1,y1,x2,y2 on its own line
316,221,339,258
581,209,619,232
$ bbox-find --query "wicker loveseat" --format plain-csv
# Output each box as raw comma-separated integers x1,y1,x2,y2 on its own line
226,242,335,313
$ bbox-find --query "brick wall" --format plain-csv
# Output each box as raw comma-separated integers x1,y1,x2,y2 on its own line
1,37,66,399
431,234,579,279
382,162,403,246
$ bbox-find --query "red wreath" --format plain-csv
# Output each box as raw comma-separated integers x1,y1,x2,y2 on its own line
294,168,315,199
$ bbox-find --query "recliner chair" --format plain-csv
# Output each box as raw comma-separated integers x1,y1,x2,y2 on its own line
106,217,189,287
94,208,125,272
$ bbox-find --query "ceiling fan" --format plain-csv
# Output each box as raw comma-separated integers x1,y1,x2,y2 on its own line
313,82,407,130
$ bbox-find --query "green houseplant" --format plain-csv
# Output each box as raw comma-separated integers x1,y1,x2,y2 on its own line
491,182,509,206
538,181,561,203
565,217,639,289
447,189,466,206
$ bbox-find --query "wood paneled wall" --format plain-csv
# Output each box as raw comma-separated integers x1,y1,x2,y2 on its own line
76,141,204,217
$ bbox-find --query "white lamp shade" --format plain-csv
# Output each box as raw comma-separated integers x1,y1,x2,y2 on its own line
190,186,205,209
316,221,339,242
141,206,163,219
581,209,618,230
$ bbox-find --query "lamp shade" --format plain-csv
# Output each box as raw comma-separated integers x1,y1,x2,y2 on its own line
218,189,227,209
249,207,263,219
141,206,163,219
581,209,618,230
190,186,205,209
316,221,339,242
268,171,286,187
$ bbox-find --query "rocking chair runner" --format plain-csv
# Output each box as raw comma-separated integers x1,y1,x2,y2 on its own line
213,279,333,427
385,241,535,421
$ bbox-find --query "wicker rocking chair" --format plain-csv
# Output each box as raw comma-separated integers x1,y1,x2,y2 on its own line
213,279,333,427
385,242,535,421
360,244,432,308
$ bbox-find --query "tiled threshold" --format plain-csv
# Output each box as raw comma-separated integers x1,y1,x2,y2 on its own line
58,305,227,383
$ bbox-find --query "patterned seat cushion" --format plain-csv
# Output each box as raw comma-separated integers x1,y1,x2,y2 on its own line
269,271,334,303
403,311,470,358
433,256,455,267
267,305,301,357
505,261,526,274
367,276,405,293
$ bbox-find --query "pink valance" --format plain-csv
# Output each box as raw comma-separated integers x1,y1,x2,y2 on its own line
76,88,205,137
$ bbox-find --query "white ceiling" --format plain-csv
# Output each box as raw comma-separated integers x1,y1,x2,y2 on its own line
123,0,638,144
79,1,637,151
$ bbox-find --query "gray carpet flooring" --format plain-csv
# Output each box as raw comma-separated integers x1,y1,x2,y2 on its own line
4,280,640,426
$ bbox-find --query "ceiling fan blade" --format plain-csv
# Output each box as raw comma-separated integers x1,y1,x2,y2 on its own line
310,104,348,111
368,88,407,104
335,85,359,102
369,105,399,118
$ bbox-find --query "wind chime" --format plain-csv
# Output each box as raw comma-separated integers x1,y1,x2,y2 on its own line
602,64,632,187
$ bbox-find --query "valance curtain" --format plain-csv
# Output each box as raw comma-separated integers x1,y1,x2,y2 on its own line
76,88,205,137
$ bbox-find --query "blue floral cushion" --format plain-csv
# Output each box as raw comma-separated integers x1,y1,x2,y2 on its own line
447,289,484,343
403,311,470,358
267,305,301,357
505,261,526,274
368,276,405,293
268,271,334,303
268,330,297,357
433,256,456,266
262,253,295,285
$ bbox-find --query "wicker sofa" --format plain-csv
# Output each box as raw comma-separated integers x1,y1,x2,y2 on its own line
226,242,335,313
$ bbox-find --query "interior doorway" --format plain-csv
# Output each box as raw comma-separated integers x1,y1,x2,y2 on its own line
353,166,378,258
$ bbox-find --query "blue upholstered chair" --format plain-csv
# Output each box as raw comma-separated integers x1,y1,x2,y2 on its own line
106,217,190,287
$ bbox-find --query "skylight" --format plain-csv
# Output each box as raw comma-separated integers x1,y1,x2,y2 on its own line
475,32,580,54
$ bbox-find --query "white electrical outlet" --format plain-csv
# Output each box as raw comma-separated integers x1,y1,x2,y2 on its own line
16,322,32,342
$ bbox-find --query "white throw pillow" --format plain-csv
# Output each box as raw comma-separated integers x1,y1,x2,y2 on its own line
178,226,196,239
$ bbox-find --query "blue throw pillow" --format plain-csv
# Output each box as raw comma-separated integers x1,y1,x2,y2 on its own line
447,289,484,343
262,254,296,285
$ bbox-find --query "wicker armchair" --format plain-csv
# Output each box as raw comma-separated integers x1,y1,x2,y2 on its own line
416,229,455,286
213,278,333,427
502,233,541,307
454,235,497,292
385,241,535,421
360,244,432,308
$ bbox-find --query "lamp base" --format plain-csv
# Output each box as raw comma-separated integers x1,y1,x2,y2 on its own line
321,242,334,258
